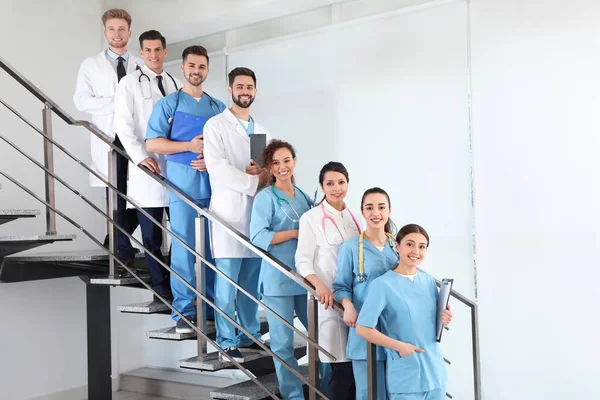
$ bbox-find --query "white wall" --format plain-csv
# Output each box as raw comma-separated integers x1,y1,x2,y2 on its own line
0,1,147,399
470,0,600,399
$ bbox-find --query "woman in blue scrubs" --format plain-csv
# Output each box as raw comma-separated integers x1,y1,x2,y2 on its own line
333,187,399,400
356,224,453,400
249,140,312,400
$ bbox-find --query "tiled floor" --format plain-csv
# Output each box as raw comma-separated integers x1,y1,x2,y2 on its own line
112,392,179,400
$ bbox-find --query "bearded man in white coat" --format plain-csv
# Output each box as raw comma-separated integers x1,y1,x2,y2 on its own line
73,8,142,270
112,30,182,299
203,67,270,361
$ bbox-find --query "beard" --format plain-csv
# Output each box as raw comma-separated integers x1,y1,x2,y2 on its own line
108,38,128,49
185,73,206,87
232,94,254,109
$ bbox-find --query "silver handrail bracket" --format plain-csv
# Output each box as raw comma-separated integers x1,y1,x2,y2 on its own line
42,104,56,235
196,214,208,358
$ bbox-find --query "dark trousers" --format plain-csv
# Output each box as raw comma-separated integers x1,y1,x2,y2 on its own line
107,136,138,259
137,207,170,294
328,362,356,400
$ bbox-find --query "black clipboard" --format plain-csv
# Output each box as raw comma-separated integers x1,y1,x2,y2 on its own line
436,278,453,342
250,134,267,167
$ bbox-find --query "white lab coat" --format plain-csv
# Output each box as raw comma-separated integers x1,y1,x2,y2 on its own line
73,50,143,187
113,65,182,208
295,201,363,362
203,109,271,259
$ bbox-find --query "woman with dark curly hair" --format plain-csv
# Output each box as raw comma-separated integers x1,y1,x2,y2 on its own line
249,139,313,400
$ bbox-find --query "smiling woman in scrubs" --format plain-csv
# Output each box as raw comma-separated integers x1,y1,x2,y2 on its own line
249,140,312,400
333,187,399,400
356,224,453,400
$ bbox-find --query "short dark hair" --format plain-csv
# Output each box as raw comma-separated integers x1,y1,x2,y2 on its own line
182,45,209,64
395,224,430,247
228,67,256,87
139,30,166,49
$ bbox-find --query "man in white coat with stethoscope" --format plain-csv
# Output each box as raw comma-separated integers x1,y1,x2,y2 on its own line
203,67,270,361
112,30,182,300
73,8,142,268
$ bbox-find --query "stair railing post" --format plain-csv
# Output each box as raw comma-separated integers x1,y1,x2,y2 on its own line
307,295,320,400
107,149,118,278
41,104,56,235
195,213,208,357
367,341,378,400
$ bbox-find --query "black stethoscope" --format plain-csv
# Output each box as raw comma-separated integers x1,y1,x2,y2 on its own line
136,65,179,99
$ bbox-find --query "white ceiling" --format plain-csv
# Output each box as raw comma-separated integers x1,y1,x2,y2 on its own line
127,0,347,44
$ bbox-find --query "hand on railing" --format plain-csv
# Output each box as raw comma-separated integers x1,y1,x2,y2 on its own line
314,282,335,310
139,157,161,174
340,298,358,328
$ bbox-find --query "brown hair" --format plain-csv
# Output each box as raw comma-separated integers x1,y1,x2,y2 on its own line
261,140,296,185
102,9,132,29
395,224,430,247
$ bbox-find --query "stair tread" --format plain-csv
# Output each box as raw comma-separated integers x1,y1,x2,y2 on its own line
148,322,216,340
0,209,40,216
0,234,76,241
119,301,171,314
6,248,152,262
179,334,306,372
210,366,308,400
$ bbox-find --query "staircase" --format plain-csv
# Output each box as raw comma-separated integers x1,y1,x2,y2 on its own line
0,199,78,282
0,55,481,400
118,302,307,399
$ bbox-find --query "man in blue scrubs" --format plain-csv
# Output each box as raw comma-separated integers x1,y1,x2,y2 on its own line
146,45,226,333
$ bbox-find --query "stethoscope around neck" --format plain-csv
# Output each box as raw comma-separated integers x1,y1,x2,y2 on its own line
357,232,395,283
136,65,179,99
271,185,313,223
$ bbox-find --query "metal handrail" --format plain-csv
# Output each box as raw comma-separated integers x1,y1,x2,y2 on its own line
0,54,343,312
0,55,334,398
0,54,480,399
0,126,336,361
0,144,330,400
0,168,280,399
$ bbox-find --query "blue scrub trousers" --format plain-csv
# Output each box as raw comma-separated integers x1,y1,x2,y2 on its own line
214,257,261,349
169,197,215,320
113,135,138,259
136,207,170,294
261,295,308,400
388,387,445,400
352,360,387,400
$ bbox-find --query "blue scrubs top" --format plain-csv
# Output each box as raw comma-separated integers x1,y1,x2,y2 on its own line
250,186,312,297
146,91,226,201
333,236,398,360
357,271,447,393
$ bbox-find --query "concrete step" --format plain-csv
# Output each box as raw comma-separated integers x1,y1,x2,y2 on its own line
0,209,39,225
148,312,269,341
210,366,308,400
119,366,235,400
120,300,171,314
148,321,216,341
0,234,75,257
5,248,153,263
179,334,306,372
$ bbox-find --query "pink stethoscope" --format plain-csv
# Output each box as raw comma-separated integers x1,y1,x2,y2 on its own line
320,202,361,246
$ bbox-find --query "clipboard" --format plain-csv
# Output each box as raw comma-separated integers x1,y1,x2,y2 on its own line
436,278,453,342
250,134,267,167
